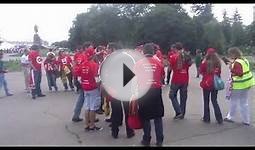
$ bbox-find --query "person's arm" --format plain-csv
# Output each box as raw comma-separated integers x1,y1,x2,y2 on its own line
231,62,243,77
28,54,37,71
199,60,206,76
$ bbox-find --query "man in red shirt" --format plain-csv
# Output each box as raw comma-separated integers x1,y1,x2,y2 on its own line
44,53,59,92
153,43,163,63
58,49,74,91
166,44,177,85
168,42,192,120
134,43,165,146
75,49,102,131
72,43,95,122
28,45,46,99
73,45,87,93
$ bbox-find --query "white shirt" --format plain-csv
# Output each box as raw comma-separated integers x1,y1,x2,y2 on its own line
21,54,29,64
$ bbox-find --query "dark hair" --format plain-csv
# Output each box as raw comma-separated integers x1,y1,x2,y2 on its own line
228,47,242,59
171,44,176,49
196,49,201,54
175,42,183,50
107,42,121,51
205,52,221,73
82,41,92,49
96,46,105,52
143,43,155,55
30,45,39,50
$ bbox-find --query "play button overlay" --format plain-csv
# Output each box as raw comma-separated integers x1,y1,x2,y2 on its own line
100,49,153,101
123,64,135,87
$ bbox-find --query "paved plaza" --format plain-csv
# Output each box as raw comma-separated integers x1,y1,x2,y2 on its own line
0,62,254,146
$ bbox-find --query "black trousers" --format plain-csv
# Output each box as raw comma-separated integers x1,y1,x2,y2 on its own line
31,70,42,97
73,76,81,92
166,69,171,84
202,89,223,122
111,100,134,135
63,73,74,90
169,83,188,116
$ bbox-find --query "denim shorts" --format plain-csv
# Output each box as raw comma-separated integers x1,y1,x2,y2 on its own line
84,88,101,111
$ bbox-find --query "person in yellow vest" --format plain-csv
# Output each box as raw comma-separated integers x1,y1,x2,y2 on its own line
224,47,255,126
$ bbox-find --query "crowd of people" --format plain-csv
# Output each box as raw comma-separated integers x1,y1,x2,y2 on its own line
0,41,254,146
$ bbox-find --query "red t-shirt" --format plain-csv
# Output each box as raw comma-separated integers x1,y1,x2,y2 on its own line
231,62,243,77
169,53,191,85
135,56,164,89
28,50,42,71
154,50,163,62
73,52,87,77
199,60,221,90
76,60,99,91
44,58,58,73
58,54,73,70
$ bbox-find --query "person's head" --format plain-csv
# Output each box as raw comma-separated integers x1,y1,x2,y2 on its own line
30,45,39,51
175,42,183,51
107,42,120,53
96,45,105,52
23,48,30,55
47,52,55,60
58,49,65,56
82,41,93,50
196,49,201,54
170,44,176,50
205,48,221,73
227,47,242,60
153,43,160,51
85,48,96,61
0,51,3,59
76,45,83,52
143,43,155,55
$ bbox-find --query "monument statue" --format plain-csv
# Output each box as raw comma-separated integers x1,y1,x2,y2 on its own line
33,25,42,47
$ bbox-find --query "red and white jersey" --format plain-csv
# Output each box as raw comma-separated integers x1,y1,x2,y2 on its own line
28,50,43,71
58,54,73,70
44,58,58,73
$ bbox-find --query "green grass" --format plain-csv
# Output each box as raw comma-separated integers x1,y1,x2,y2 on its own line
4,59,22,72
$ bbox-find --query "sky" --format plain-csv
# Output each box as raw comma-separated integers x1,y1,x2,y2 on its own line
0,4,254,45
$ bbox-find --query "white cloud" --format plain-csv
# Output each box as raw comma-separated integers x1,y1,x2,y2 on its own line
0,4,91,44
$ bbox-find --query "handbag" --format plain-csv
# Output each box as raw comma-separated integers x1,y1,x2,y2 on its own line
214,75,225,90
127,99,143,129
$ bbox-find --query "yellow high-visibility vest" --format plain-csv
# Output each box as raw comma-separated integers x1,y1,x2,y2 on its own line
232,58,255,90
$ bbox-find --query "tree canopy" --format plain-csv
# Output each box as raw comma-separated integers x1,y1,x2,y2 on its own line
62,4,255,55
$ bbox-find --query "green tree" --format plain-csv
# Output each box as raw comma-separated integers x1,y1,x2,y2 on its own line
220,9,232,47
231,9,246,47
202,19,226,54
191,4,215,51
52,40,70,48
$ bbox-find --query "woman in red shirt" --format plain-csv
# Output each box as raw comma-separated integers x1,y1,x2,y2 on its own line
199,48,223,124
169,42,192,120
58,49,74,91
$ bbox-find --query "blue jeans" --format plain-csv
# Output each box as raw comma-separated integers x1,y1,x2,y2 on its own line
46,72,57,90
0,73,10,95
142,117,164,143
31,70,42,97
72,90,84,119
169,83,188,116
